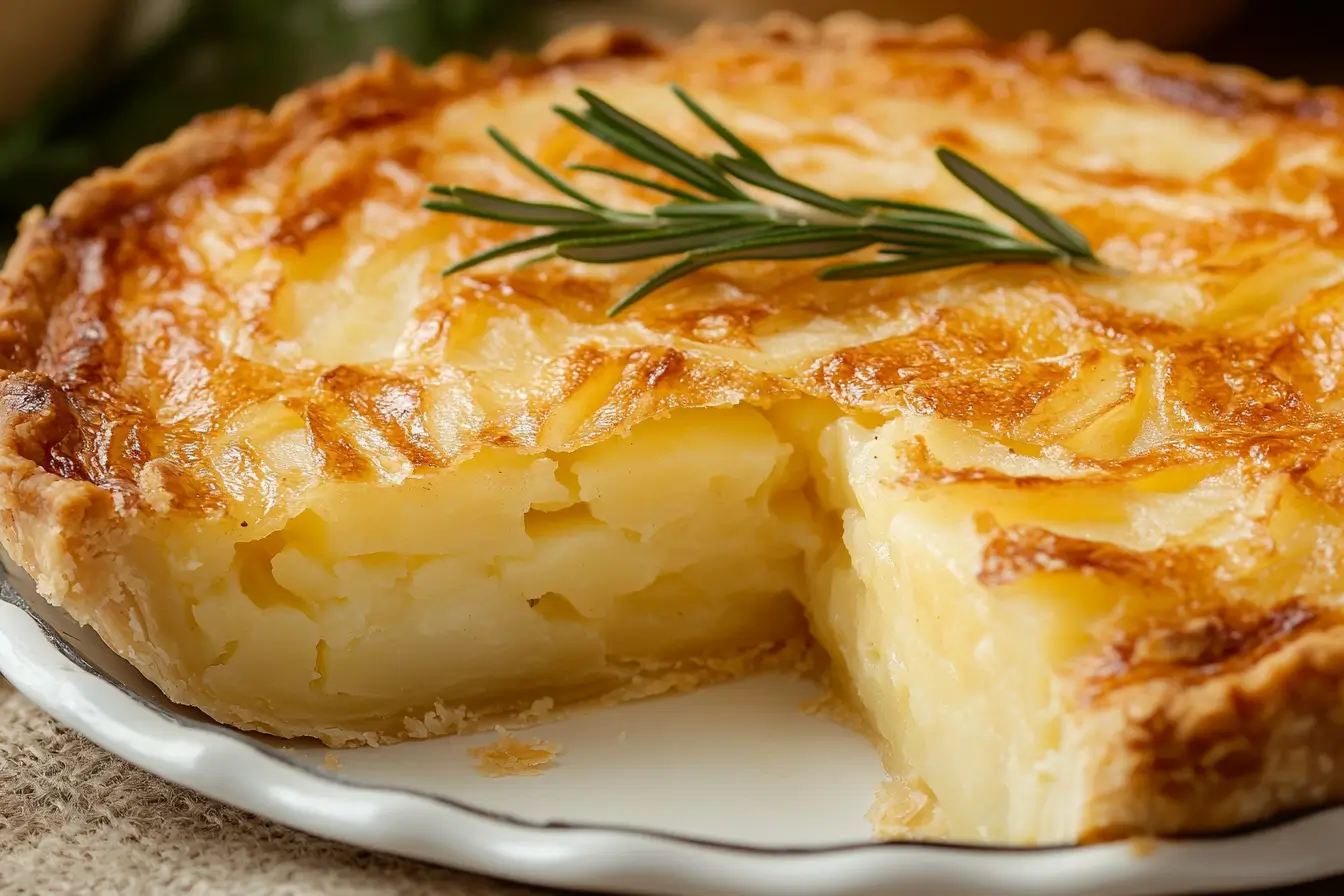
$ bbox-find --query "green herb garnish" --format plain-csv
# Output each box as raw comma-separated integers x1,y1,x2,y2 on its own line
425,86,1110,316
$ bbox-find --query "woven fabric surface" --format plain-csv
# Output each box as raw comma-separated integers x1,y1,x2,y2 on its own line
0,677,551,896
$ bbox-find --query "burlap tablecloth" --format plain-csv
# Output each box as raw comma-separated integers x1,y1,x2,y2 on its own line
0,676,551,895
5,673,1344,895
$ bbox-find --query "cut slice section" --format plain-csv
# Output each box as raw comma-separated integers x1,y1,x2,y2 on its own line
806,414,1344,844
115,404,817,745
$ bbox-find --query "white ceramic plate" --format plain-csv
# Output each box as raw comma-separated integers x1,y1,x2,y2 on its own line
0,555,1340,896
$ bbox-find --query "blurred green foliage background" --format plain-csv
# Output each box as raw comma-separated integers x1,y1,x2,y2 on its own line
0,0,540,247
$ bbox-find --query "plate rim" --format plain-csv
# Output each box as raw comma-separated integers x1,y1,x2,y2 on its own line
2,585,1342,895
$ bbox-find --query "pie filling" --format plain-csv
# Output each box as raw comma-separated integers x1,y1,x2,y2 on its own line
131,404,811,736
108,373,1327,845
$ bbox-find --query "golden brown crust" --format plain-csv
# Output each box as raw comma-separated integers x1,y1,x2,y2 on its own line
10,11,1344,843
1078,622,1344,841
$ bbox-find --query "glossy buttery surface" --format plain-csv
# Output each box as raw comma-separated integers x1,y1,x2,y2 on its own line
6,14,1344,845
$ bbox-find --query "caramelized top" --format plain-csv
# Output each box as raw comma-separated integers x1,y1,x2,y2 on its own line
7,13,1344,528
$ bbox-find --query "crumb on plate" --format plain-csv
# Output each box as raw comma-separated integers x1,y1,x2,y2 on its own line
1128,835,1160,857
469,728,562,778
867,775,949,841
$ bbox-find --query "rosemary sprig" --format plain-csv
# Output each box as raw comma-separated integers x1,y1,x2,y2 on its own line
425,86,1110,316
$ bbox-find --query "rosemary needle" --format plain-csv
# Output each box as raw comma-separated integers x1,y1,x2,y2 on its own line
425,86,1110,317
